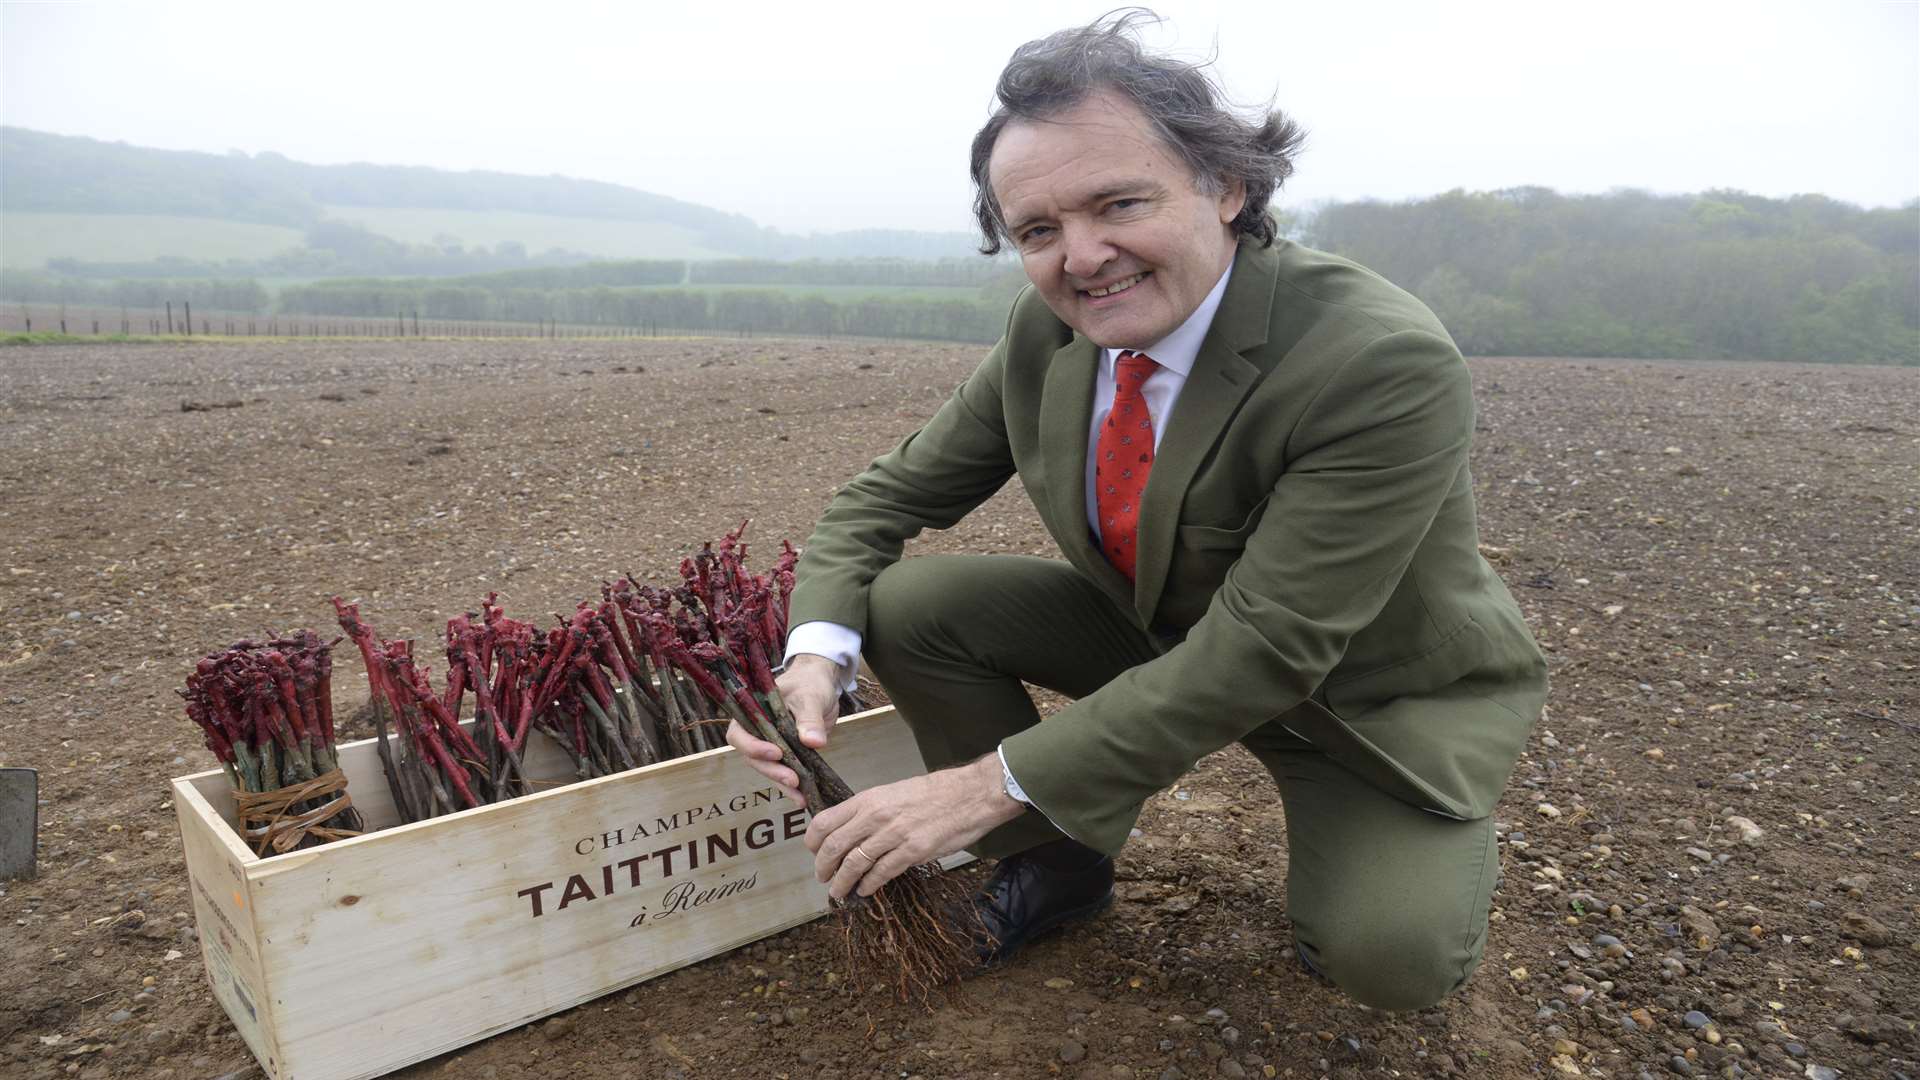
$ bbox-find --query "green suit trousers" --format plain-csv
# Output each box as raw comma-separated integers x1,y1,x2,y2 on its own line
865,554,1500,1011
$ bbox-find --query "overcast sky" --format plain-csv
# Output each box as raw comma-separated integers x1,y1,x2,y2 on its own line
3,1,1916,235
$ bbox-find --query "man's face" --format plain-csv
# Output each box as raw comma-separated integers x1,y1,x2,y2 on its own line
988,90,1246,349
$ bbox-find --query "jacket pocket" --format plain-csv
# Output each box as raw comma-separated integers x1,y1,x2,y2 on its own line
1270,699,1476,820
1176,494,1272,550
1322,616,1492,715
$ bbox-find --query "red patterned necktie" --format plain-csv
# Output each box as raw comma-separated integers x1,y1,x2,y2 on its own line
1096,350,1159,581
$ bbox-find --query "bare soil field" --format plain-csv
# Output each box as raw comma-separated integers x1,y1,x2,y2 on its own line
0,338,1914,1080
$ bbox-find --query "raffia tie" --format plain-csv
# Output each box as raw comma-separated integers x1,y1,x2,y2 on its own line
233,768,361,856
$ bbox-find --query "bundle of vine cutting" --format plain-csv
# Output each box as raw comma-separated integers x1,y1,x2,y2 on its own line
179,631,366,856
327,521,854,821
331,520,978,996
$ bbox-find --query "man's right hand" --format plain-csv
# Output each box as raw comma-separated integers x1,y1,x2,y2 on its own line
723,652,842,807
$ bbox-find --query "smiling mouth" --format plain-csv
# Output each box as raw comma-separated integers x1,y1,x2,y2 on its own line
1083,272,1148,298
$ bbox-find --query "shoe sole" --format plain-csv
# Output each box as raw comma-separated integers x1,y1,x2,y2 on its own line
978,888,1115,968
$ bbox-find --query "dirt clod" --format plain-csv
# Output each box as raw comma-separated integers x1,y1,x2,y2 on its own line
1840,911,1897,947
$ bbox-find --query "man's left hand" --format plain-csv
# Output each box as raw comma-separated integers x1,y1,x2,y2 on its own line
805,753,1025,900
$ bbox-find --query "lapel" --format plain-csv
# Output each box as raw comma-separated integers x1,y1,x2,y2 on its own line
1131,242,1277,624
1038,334,1134,609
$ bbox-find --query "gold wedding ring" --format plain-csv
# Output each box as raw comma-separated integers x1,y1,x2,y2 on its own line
850,845,876,864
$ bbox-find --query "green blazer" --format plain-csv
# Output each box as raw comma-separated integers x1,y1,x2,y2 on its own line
790,237,1548,855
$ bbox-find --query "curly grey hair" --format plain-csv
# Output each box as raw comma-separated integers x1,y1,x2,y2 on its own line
968,8,1306,255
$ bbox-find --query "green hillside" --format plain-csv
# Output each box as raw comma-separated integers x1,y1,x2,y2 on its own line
0,212,305,269
0,127,981,271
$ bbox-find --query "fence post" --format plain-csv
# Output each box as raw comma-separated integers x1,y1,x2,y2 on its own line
184,301,192,336
165,302,173,335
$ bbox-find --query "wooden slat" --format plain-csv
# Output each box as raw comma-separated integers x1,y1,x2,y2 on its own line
174,777,283,1075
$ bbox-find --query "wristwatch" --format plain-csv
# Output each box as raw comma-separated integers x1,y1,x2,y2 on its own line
997,747,1032,805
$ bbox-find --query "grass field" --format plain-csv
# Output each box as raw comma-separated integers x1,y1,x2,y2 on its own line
318,205,732,260
635,281,986,300
0,212,305,270
0,207,735,271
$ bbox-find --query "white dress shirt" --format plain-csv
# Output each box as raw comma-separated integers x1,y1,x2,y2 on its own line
783,261,1236,808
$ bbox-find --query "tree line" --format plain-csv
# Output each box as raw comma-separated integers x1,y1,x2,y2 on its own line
0,272,269,314
38,221,1013,287
686,258,1004,287
418,255,1007,290
269,282,1004,343
1303,187,1916,365
1,265,1009,341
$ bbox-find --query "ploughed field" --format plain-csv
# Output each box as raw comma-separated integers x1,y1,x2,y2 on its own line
0,338,1914,1080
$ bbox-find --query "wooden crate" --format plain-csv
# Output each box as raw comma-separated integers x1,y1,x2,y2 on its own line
172,705,930,1080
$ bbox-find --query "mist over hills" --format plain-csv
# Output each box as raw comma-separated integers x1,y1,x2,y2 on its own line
0,127,984,269
3,128,1913,364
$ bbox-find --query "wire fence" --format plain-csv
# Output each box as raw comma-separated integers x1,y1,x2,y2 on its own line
0,303,790,341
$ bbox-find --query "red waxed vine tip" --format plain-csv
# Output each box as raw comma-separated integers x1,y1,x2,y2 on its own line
308,648,337,746
179,686,235,763
200,673,248,747
263,652,309,743
597,601,641,679
278,529,823,828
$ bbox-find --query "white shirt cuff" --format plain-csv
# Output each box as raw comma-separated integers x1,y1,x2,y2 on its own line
782,620,861,693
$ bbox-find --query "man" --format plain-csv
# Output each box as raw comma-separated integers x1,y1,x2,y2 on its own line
725,12,1546,1011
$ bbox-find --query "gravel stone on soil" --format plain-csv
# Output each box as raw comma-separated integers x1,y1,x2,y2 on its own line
0,343,1913,1080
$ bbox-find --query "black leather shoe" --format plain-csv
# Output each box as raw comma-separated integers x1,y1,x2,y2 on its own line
970,851,1115,966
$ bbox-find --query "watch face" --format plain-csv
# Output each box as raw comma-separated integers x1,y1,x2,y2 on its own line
1000,757,1030,804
